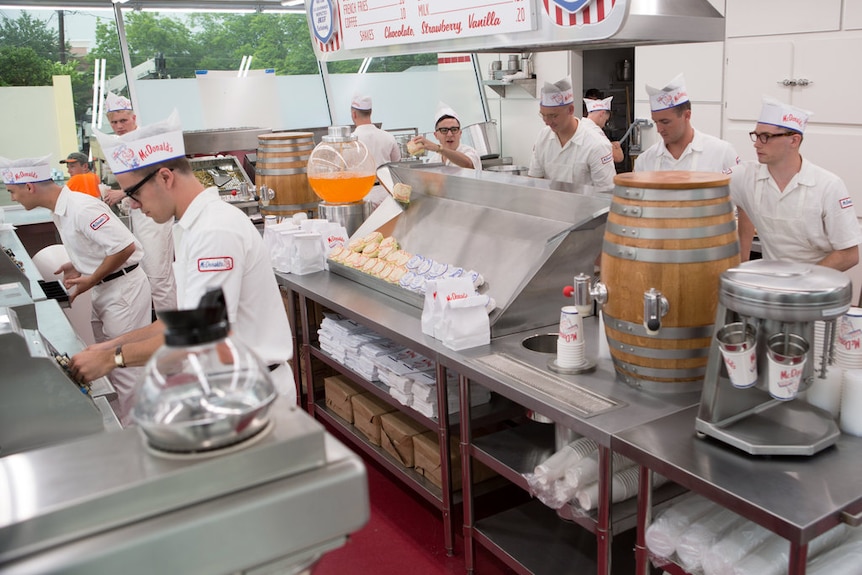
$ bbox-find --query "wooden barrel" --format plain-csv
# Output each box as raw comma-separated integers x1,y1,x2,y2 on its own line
256,132,319,217
601,171,740,392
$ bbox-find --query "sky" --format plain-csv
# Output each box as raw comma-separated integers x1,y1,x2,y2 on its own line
1,7,113,47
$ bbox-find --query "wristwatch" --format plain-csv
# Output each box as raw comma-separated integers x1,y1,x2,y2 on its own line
114,345,126,368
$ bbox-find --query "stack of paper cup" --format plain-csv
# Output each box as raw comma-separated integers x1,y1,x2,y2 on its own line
557,306,586,368
839,369,862,436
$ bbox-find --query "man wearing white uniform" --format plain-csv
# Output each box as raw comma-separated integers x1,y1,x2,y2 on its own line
0,155,152,426
100,92,177,313
634,73,739,173
527,77,616,191
730,97,861,271
408,103,482,170
70,111,296,404
351,94,400,167
582,95,623,164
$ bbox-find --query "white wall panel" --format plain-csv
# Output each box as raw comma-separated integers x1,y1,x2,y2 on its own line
726,0,841,37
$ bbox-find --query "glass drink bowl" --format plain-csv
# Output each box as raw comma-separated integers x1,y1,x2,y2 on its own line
307,126,376,204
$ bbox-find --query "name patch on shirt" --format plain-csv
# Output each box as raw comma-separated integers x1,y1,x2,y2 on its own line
601,153,613,165
840,197,854,209
197,257,234,272
89,213,110,230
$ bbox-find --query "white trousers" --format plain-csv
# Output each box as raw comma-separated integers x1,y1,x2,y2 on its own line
91,266,152,426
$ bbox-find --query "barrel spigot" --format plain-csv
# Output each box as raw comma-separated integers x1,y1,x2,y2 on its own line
644,288,669,334
563,273,607,316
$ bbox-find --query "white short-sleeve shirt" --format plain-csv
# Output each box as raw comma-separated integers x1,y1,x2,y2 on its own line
730,159,862,264
52,186,142,275
528,120,616,191
634,128,739,173
427,144,482,171
172,187,293,366
353,124,401,167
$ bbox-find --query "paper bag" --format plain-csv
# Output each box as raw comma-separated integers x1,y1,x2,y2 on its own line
441,295,491,350
421,277,475,338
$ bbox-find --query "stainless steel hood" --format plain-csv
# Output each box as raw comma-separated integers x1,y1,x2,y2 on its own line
311,0,725,61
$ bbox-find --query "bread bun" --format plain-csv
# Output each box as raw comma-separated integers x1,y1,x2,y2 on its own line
392,183,412,203
406,140,423,156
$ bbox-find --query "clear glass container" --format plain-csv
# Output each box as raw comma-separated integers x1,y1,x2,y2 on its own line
133,289,277,452
306,126,376,204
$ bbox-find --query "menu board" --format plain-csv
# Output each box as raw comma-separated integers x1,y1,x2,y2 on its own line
338,0,535,50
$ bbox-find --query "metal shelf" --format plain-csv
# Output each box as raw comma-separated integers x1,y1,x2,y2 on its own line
472,500,641,575
470,421,689,536
483,78,538,98
309,343,519,432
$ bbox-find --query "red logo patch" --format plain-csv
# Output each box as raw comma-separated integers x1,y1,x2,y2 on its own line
840,197,854,209
197,257,234,272
90,213,110,230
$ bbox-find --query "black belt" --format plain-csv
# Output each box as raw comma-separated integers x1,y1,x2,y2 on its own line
99,263,139,284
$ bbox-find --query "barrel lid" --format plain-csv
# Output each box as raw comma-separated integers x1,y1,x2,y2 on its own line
719,260,851,321
614,171,730,189
322,126,357,143
258,131,314,141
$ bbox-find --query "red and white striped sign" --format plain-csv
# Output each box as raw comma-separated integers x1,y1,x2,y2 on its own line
543,0,617,27
316,3,343,53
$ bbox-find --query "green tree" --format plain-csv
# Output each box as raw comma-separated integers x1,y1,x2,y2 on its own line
0,13,60,61
89,12,200,79
190,13,317,75
0,46,53,86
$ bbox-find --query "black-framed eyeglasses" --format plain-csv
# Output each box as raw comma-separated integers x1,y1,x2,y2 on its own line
123,168,161,200
436,126,460,135
749,131,796,144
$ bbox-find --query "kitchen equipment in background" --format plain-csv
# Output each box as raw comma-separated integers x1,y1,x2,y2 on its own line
507,54,520,72
461,120,501,160
256,132,320,219
308,126,377,236
619,118,653,154
520,52,534,77
134,288,277,453
696,260,851,456
489,59,502,78
616,59,632,82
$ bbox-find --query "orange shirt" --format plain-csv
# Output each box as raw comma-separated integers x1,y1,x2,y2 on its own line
67,172,101,199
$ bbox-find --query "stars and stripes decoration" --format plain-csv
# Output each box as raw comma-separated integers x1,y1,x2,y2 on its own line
543,0,618,28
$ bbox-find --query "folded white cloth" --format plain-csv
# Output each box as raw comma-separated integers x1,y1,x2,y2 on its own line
389,387,412,406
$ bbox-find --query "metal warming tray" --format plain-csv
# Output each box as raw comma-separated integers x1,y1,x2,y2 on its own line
189,155,254,194
330,165,610,338
0,400,369,574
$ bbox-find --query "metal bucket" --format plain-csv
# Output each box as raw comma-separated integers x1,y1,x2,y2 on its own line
462,121,500,159
256,132,319,217
601,171,740,392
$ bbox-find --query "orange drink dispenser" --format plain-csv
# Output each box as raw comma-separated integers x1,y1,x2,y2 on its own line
307,126,377,235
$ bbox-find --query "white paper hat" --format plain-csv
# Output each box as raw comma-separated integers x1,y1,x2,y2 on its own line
541,77,574,107
0,154,52,185
94,110,185,174
351,93,372,111
645,73,690,112
435,101,461,125
105,92,133,113
584,95,613,113
758,96,811,133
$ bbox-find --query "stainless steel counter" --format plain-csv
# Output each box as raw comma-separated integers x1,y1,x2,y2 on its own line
277,270,699,446
613,405,862,545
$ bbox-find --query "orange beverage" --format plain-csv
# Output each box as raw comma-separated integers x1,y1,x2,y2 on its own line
307,173,375,203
